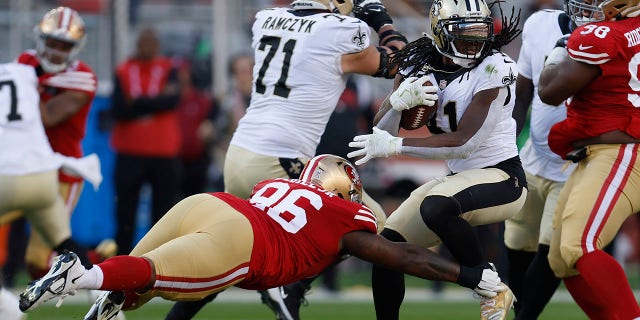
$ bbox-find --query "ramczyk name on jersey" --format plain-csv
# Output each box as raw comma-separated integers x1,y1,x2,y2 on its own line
261,16,317,33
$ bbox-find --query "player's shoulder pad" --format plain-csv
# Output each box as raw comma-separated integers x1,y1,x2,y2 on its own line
523,9,563,32
476,52,517,81
567,22,617,65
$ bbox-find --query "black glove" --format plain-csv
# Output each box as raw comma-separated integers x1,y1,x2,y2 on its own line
555,34,571,48
353,0,393,32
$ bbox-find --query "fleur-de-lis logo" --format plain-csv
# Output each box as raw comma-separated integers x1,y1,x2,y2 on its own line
502,68,516,85
352,30,367,48
289,161,302,176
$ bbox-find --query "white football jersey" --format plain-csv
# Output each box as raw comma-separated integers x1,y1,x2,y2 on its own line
0,63,59,175
230,7,371,159
517,9,575,182
424,52,519,173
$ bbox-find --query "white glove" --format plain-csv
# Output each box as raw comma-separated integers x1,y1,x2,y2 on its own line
473,265,505,298
544,46,568,66
389,75,438,111
41,71,97,91
347,127,402,165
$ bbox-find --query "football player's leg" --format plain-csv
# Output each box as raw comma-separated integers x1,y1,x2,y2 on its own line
515,178,564,320
114,154,145,255
134,194,254,304
224,145,293,198
422,168,526,267
373,180,442,320
549,145,640,319
504,171,541,313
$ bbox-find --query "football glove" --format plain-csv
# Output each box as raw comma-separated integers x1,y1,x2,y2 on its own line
390,76,438,111
544,35,571,66
348,127,402,165
353,0,393,32
473,263,504,298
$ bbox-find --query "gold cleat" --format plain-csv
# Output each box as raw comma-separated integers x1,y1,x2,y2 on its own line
480,282,515,320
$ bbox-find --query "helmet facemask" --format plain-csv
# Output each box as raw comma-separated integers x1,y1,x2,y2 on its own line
300,154,363,204
33,7,86,73
566,0,606,26
430,0,494,68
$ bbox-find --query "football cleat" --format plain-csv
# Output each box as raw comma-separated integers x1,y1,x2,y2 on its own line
259,282,310,320
480,282,515,320
84,290,125,320
18,251,85,312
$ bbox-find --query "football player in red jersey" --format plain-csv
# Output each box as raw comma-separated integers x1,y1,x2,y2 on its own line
13,7,104,279
18,155,508,319
539,0,640,318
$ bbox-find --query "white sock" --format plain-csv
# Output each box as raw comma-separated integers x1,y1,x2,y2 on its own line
77,265,105,290
0,287,24,319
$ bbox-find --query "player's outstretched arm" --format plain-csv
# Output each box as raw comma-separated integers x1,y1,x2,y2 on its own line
341,231,498,293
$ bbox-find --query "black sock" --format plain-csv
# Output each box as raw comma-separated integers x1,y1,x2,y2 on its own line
515,244,561,320
506,247,535,314
165,292,220,320
53,238,92,270
372,229,407,320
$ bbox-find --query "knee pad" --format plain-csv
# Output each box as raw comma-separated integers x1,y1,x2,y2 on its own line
420,195,461,232
380,228,406,243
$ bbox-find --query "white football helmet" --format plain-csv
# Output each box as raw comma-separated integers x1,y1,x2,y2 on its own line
291,0,354,15
299,154,363,203
600,0,640,19
565,0,606,26
33,7,86,73
430,0,494,68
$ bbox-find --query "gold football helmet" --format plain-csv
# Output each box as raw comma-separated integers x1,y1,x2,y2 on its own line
600,0,640,19
430,0,494,68
299,154,363,203
565,0,606,26
33,7,86,73
291,0,354,15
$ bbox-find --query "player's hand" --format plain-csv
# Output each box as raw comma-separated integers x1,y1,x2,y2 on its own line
348,127,402,165
555,34,571,48
544,35,571,67
390,76,438,111
473,264,504,298
353,0,392,32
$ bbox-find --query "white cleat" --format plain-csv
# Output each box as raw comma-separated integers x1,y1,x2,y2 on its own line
18,251,85,312
84,290,125,320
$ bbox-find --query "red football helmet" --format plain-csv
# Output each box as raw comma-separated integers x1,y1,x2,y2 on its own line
33,7,86,73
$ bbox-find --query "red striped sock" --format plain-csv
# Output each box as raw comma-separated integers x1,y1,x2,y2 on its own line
569,250,640,319
97,256,152,292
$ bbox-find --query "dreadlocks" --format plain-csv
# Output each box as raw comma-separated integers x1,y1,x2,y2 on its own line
489,0,522,52
391,0,521,78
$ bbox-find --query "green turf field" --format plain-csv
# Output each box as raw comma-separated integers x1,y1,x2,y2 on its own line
24,299,587,320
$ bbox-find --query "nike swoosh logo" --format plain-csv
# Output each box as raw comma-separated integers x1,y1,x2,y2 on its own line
71,275,82,284
578,44,593,50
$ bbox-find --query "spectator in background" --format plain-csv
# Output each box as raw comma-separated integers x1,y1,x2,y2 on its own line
175,59,220,197
11,6,113,280
110,28,182,255
221,53,254,141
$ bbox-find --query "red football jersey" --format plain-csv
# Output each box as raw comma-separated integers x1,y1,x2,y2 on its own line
213,178,377,290
549,17,640,158
17,50,97,182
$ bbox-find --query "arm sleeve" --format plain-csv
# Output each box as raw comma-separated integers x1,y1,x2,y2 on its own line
567,24,617,66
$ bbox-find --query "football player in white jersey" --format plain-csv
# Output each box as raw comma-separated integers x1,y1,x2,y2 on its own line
504,1,604,318
348,1,524,320
166,1,408,319
0,62,100,320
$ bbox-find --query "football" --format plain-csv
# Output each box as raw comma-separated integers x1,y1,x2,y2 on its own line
399,81,437,130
